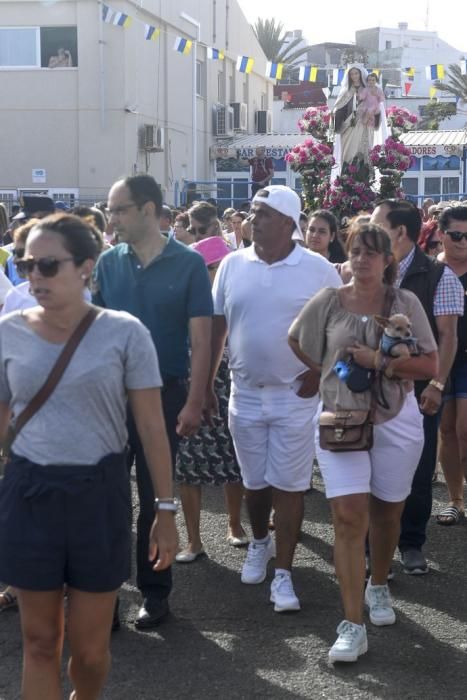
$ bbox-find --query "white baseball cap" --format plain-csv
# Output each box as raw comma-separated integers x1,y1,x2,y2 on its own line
252,185,303,240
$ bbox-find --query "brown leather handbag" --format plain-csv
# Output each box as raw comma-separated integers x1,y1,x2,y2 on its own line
319,409,373,452
318,287,395,453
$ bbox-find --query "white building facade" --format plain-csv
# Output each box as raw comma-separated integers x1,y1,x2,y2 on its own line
356,23,466,99
0,0,273,209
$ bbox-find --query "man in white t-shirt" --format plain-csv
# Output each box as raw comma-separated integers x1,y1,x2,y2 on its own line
209,185,341,613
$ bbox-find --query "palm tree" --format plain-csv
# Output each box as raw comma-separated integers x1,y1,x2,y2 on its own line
434,63,467,105
252,18,310,69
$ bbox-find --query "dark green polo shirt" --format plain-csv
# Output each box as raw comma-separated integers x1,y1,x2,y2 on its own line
92,237,213,379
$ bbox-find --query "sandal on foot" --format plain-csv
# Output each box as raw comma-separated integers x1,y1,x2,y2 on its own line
436,505,464,526
0,590,18,612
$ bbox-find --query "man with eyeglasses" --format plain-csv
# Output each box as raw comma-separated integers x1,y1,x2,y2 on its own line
371,199,464,575
436,206,467,526
93,175,213,629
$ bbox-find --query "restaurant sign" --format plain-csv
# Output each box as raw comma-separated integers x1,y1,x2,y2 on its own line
210,144,295,160
408,144,463,158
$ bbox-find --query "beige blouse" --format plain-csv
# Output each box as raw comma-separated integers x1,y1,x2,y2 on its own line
289,287,437,424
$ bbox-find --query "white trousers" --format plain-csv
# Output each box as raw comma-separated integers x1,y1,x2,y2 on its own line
315,392,424,502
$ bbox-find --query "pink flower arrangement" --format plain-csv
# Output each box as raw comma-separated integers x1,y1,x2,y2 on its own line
298,106,331,142
386,107,418,138
285,137,334,174
315,158,377,218
319,173,377,217
370,137,413,172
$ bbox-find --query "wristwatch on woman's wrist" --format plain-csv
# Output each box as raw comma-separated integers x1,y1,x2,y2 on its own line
154,498,179,513
429,379,445,392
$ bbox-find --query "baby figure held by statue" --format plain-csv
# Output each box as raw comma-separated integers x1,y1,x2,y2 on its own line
357,73,385,128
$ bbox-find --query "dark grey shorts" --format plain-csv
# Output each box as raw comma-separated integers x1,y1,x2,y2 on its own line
0,452,131,592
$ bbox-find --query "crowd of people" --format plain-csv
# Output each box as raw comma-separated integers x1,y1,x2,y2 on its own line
0,178,466,697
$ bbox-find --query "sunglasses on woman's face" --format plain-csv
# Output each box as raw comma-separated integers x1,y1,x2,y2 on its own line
446,230,467,243
16,256,76,277
427,240,442,250
12,247,25,258
188,224,208,236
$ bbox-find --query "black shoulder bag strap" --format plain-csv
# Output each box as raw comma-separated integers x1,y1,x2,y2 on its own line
3,306,99,456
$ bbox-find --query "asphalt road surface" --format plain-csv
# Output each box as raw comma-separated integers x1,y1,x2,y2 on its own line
1,469,466,699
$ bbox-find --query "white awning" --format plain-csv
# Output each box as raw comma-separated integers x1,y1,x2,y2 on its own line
400,130,467,146
400,130,467,158
210,133,307,160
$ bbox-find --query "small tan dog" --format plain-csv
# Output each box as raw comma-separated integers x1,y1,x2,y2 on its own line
374,313,416,357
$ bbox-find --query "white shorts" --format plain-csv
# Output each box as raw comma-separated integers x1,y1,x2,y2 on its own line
315,392,424,502
228,381,319,492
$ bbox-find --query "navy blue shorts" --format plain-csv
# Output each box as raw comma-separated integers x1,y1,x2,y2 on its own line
0,452,131,592
444,364,467,401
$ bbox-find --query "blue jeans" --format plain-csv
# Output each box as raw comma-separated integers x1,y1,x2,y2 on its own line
127,379,187,600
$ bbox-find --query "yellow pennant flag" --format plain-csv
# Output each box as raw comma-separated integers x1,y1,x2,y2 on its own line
429,86,437,100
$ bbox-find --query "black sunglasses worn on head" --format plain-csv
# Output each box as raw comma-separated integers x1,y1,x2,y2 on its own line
446,230,467,243
16,256,78,277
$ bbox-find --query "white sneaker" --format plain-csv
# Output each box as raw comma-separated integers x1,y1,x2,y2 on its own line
365,579,396,626
328,620,368,663
241,538,275,584
270,573,300,612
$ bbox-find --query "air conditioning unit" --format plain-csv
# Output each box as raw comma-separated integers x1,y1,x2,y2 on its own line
213,104,234,137
230,102,248,131
255,110,272,134
138,124,164,152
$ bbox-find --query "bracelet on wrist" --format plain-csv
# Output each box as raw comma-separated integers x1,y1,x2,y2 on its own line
154,497,179,513
373,350,380,370
374,350,390,373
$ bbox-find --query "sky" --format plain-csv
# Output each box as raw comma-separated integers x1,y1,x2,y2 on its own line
238,0,467,53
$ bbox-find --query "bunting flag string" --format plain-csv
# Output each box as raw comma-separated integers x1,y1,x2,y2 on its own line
425,64,445,80
299,65,317,82
113,12,132,28
236,56,254,74
174,37,192,55
98,5,459,91
207,48,224,60
298,66,328,83
332,68,345,85
102,4,114,23
145,25,160,42
266,62,284,79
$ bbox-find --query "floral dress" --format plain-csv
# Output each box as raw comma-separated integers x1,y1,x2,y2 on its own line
175,351,242,485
